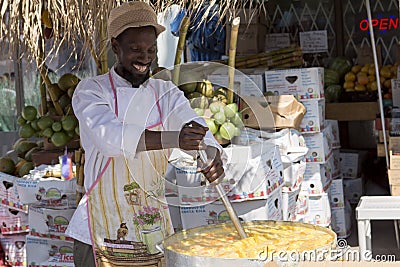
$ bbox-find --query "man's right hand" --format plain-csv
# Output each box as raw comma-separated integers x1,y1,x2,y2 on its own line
179,121,208,150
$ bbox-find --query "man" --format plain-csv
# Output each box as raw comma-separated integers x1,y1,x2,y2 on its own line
66,2,224,266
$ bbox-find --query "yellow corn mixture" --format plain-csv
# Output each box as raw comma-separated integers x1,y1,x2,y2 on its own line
167,224,334,259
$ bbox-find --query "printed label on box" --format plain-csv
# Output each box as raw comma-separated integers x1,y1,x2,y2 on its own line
299,99,325,133
326,120,341,149
180,187,282,229
265,67,324,99
29,207,75,240
16,178,76,208
26,235,74,267
282,187,300,221
303,129,332,163
0,206,29,234
329,178,345,209
304,193,331,226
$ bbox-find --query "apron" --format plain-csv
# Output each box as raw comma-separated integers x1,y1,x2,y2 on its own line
87,72,173,265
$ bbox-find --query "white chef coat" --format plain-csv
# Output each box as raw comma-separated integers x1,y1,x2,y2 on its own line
66,67,221,244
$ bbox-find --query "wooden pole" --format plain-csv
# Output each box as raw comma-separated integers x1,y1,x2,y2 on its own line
172,16,190,85
227,17,240,104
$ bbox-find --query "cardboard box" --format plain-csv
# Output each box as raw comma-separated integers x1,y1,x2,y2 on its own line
339,149,368,178
175,143,283,204
330,204,352,239
295,191,309,218
0,172,27,212
325,120,341,148
282,160,306,190
26,235,74,267
226,23,267,56
282,187,300,221
0,206,29,235
388,169,400,196
301,161,332,195
390,150,400,169
28,207,75,240
303,129,332,163
304,193,331,227
299,99,325,133
377,143,386,157
0,234,27,267
239,95,306,130
180,187,282,229
329,178,345,209
239,68,267,95
377,130,389,143
265,67,324,99
343,177,364,204
330,149,341,178
389,136,400,151
166,196,182,232
16,178,76,208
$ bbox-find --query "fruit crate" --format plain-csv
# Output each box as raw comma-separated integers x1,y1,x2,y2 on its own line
43,136,80,151
31,149,77,166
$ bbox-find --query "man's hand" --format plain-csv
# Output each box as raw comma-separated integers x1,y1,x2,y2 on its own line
179,121,208,151
197,146,224,184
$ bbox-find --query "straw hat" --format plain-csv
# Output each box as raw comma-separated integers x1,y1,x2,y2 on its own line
107,1,165,39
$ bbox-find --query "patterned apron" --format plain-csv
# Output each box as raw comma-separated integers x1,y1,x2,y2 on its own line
87,72,173,265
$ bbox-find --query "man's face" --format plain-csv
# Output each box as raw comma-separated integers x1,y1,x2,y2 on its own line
112,26,157,87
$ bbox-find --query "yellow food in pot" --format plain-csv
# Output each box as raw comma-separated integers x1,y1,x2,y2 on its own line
167,224,334,259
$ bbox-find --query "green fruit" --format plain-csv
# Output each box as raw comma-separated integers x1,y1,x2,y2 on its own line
265,91,275,96
219,122,236,140
18,161,35,177
234,127,241,137
179,74,198,94
37,116,54,130
58,94,71,109
48,83,64,101
25,147,41,162
187,92,202,99
17,116,26,125
74,125,80,136
67,86,76,98
13,138,27,150
42,127,54,138
213,111,226,125
22,106,37,121
66,130,75,138
51,132,69,147
190,96,209,109
193,108,204,116
209,101,226,114
58,73,80,91
205,118,218,134
30,119,40,131
224,103,238,118
231,112,244,128
19,124,35,138
52,121,62,132
0,157,16,174
61,116,78,131
197,79,214,97
15,141,37,158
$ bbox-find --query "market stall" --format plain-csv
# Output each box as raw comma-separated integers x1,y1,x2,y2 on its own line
0,0,399,266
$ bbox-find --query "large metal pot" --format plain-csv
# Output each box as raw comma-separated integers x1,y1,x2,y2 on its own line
162,221,337,267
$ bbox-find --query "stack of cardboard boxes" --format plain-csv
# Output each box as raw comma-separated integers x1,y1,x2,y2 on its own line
0,167,76,267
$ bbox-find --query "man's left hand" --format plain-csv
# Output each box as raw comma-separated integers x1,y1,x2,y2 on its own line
197,146,224,184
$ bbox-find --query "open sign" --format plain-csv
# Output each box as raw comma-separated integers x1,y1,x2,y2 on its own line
359,17,398,31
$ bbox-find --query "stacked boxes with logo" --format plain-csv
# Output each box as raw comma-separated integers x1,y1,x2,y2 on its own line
175,142,284,229
326,120,352,238
265,67,332,227
0,172,29,266
339,149,367,205
388,136,400,195
10,166,76,267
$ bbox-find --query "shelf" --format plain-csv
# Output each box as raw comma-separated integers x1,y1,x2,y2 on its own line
325,102,379,121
